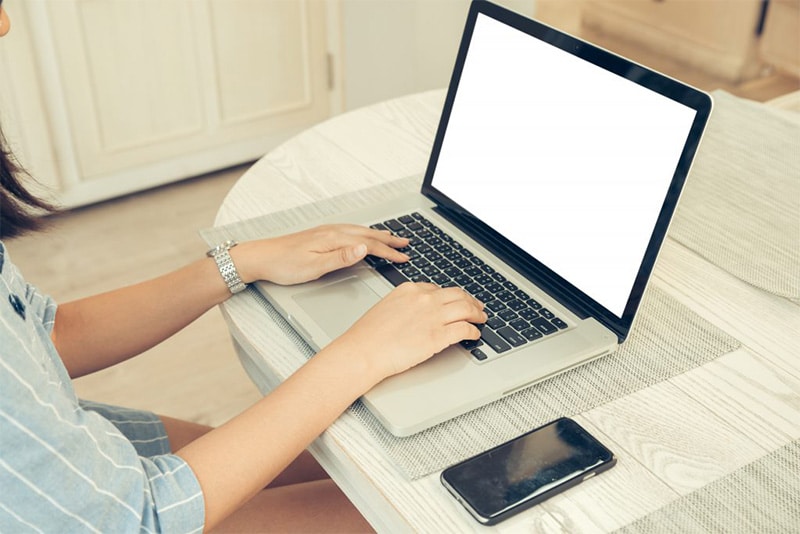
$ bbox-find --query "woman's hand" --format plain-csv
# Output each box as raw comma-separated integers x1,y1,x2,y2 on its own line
328,283,487,385
232,224,409,286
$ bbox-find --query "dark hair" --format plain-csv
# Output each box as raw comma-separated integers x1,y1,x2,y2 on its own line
1,126,59,239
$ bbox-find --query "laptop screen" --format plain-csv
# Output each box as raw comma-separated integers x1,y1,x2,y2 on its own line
422,2,711,339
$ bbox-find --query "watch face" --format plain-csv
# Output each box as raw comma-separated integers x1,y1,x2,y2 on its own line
208,240,238,257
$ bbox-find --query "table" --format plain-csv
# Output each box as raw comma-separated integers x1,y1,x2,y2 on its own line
212,89,800,532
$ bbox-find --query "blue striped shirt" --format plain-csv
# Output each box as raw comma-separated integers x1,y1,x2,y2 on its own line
1,242,205,533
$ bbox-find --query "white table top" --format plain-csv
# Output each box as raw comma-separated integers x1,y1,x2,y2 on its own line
213,89,800,532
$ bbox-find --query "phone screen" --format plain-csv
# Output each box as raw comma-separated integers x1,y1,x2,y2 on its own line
441,418,615,524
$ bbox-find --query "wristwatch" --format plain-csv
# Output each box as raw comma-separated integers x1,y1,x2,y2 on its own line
207,240,247,294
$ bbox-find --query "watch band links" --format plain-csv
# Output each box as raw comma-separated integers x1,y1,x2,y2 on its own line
207,240,247,294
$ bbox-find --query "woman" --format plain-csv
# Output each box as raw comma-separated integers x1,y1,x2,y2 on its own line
0,3,486,531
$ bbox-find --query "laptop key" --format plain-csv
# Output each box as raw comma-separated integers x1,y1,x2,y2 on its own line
522,327,543,341
496,326,527,347
375,263,409,287
531,317,558,335
509,318,529,331
486,316,505,330
460,338,483,350
384,219,404,232
498,309,517,322
480,328,512,353
486,300,507,312
471,348,488,361
431,273,450,286
507,299,527,311
552,317,569,329
364,255,388,267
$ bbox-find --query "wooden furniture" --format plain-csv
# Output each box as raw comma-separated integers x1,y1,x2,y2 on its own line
0,0,330,207
581,0,766,83
212,90,799,531
0,0,534,208
760,0,800,78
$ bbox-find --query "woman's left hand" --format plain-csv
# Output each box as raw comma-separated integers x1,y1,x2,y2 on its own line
231,224,409,285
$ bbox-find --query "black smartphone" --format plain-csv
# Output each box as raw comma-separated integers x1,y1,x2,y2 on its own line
440,417,616,525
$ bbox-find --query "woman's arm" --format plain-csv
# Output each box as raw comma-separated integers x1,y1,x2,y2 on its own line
177,282,487,531
52,225,409,378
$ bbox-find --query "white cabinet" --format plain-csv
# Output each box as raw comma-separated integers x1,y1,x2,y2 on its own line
1,0,331,207
1,0,533,208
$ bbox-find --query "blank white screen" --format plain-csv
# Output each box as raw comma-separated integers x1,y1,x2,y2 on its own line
432,14,696,317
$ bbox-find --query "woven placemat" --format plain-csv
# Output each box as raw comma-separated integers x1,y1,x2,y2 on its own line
202,178,739,480
616,439,800,533
669,90,800,301
346,284,738,478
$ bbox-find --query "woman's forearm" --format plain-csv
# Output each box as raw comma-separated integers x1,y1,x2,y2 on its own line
175,339,377,532
52,256,230,378
50,226,408,379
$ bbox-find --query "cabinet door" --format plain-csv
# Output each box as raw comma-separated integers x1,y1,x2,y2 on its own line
44,0,329,201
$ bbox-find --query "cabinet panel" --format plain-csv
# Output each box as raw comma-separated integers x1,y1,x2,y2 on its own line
210,0,312,123
38,0,329,202
62,1,204,154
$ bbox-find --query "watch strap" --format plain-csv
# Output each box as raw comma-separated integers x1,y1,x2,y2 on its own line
207,240,247,294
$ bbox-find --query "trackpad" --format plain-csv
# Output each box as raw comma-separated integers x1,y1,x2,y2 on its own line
293,277,382,339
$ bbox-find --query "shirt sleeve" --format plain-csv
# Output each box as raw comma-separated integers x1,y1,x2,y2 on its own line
0,392,206,533
1,244,206,533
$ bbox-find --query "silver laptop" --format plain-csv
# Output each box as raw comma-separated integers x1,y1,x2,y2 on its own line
255,0,712,437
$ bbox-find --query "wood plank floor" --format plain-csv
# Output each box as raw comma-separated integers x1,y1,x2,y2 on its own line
6,6,798,429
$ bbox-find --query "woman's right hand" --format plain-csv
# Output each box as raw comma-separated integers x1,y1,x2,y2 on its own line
328,282,487,386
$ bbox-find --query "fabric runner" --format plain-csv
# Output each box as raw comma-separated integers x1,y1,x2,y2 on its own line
669,90,800,301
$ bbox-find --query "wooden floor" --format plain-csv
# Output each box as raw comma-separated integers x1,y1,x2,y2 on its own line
6,6,798,429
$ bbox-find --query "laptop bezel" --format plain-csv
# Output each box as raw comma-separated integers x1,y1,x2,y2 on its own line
420,0,712,342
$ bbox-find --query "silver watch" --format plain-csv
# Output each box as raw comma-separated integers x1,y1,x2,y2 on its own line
207,240,247,294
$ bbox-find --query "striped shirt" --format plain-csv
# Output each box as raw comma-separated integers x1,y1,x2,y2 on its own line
1,242,205,533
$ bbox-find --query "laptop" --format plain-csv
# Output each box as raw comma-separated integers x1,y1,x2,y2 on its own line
255,0,712,437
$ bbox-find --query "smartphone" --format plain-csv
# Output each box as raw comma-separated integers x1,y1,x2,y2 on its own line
440,417,616,525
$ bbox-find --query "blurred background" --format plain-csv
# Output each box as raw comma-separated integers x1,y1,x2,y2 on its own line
2,0,798,427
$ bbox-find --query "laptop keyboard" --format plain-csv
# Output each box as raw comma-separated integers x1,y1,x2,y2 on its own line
365,212,568,362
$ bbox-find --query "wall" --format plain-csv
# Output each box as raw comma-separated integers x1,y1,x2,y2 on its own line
338,0,536,111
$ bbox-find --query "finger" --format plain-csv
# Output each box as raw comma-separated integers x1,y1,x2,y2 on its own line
366,240,409,263
337,224,410,247
434,286,486,309
442,322,483,349
321,226,409,262
310,244,368,278
441,298,488,325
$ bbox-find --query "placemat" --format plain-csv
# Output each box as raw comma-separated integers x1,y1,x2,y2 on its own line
202,178,739,479
346,285,738,478
669,90,800,301
616,439,800,533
